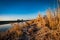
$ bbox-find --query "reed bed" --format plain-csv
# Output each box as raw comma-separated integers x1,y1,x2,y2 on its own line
0,8,60,40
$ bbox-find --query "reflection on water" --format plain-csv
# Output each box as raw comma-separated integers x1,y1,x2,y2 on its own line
0,24,12,32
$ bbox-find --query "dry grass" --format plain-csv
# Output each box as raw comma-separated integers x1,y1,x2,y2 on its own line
0,8,60,40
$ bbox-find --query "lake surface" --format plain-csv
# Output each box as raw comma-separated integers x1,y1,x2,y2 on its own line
0,24,12,32
0,22,27,32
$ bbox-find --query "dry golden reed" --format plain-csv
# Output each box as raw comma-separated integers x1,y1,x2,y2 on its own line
0,8,60,40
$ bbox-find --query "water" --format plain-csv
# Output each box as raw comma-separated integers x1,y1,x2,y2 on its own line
0,24,12,32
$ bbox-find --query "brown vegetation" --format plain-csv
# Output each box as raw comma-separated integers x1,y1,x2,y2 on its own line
0,8,60,40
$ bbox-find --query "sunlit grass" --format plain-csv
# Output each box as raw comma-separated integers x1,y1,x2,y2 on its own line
0,8,60,40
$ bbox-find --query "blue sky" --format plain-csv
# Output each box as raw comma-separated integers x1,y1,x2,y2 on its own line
0,0,57,20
